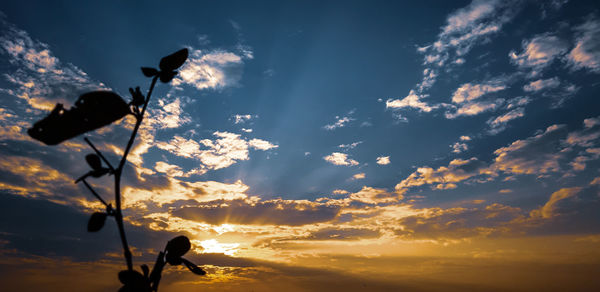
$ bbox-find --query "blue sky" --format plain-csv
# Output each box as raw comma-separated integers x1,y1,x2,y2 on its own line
1,0,600,291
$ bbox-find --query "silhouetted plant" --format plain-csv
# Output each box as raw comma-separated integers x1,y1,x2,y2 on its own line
27,48,205,291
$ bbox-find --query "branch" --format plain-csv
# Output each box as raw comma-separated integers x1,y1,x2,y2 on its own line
113,75,159,271
84,137,115,172
81,179,110,208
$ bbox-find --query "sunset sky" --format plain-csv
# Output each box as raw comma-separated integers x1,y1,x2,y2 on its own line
1,0,600,291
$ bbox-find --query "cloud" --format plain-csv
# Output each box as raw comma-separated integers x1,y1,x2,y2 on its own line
451,142,469,153
348,186,401,204
451,81,506,103
171,198,341,226
460,135,472,141
386,90,435,113
396,203,523,239
490,125,566,175
150,98,191,129
445,98,504,119
395,158,489,193
487,107,525,134
338,141,362,150
566,15,600,72
376,156,391,165
248,138,278,150
323,111,355,130
509,33,568,75
523,77,561,92
172,48,249,90
530,187,581,219
323,152,359,166
352,173,366,180
332,189,349,195
155,131,277,173
0,19,107,111
232,114,256,124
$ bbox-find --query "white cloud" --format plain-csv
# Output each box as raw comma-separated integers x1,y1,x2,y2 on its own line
352,173,366,180
386,90,435,113
445,99,504,119
0,20,107,111
451,81,506,103
509,33,568,75
451,142,469,153
248,138,278,150
523,77,560,92
232,114,256,124
376,156,391,165
460,135,472,141
338,141,362,150
155,131,277,173
172,49,249,90
324,114,354,130
150,98,191,129
323,152,359,166
487,107,525,134
567,16,600,73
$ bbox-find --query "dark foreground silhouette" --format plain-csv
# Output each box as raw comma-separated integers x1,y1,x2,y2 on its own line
28,48,205,291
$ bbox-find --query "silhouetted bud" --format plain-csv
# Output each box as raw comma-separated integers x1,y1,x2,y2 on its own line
118,270,151,292
85,154,102,170
129,87,145,106
165,253,183,266
159,48,188,72
165,235,191,258
141,67,159,77
88,212,107,232
140,264,149,278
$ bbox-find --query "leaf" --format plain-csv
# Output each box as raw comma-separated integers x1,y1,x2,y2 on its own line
85,154,102,170
88,212,107,232
159,48,188,71
28,91,130,145
165,235,191,258
141,67,159,77
90,168,110,178
181,258,206,275
159,71,177,83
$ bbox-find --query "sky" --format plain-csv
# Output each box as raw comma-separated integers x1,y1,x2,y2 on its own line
1,0,600,291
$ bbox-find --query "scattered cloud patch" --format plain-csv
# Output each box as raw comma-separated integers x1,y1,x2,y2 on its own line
566,16,600,73
323,152,359,166
172,48,250,90
352,173,366,180
523,77,561,92
376,156,391,165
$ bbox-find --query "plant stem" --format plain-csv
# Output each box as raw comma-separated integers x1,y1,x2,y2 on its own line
114,75,159,271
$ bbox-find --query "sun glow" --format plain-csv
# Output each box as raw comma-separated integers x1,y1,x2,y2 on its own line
196,239,240,256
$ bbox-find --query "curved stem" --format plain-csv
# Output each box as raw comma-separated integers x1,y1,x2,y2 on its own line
114,75,159,271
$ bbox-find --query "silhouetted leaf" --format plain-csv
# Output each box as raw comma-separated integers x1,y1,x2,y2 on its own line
181,258,206,275
88,212,107,232
141,67,159,77
159,71,177,83
28,91,130,145
90,168,110,178
85,154,102,170
166,235,191,258
129,87,145,106
159,48,188,71
118,270,150,292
